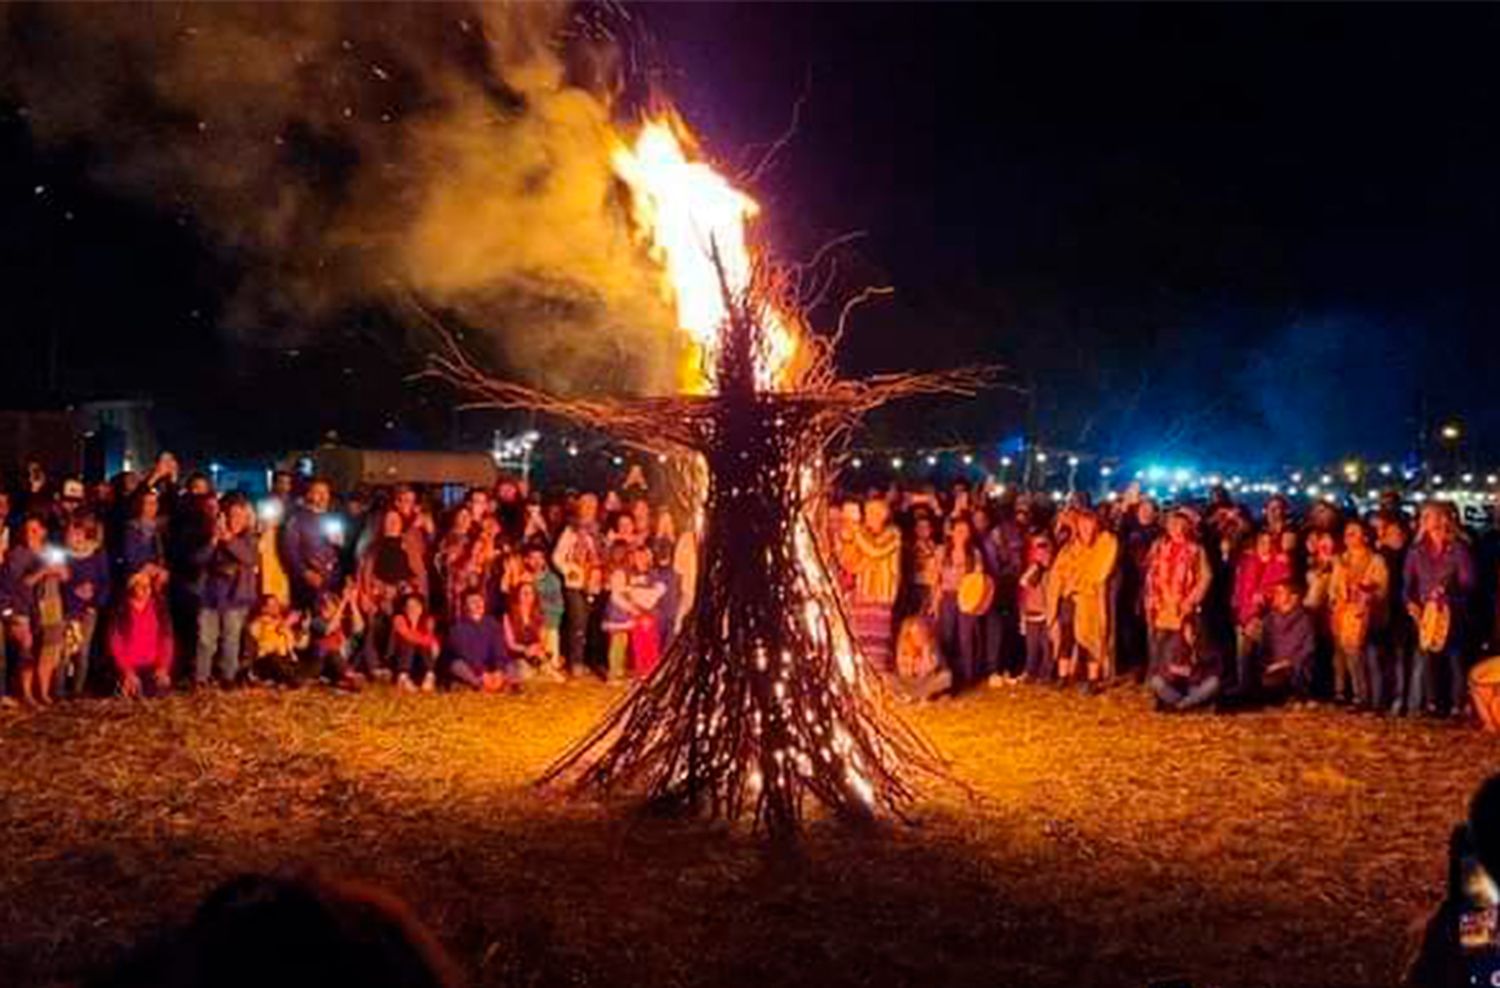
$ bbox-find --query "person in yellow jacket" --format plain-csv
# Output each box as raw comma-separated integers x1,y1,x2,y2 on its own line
1330,519,1390,709
256,497,291,607
1047,507,1119,692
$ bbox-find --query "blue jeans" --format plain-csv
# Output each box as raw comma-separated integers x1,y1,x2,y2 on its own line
195,606,248,684
1149,673,1221,712
1023,619,1052,680
1149,629,1190,680
1359,643,1385,710
1410,644,1466,715
938,594,981,689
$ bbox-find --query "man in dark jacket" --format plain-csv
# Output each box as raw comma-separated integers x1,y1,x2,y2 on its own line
283,479,344,609
194,495,260,687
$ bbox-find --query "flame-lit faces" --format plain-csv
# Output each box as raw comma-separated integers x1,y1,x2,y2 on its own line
612,116,799,394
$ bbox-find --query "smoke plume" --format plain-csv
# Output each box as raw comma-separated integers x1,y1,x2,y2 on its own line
1,1,682,393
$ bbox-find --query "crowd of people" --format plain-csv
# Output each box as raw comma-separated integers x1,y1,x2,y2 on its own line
0,453,695,705
2,450,1500,727
833,479,1500,719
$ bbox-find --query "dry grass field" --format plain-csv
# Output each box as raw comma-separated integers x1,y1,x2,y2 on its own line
1,681,1492,987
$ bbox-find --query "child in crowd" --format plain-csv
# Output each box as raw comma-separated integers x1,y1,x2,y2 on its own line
446,588,512,692
1263,579,1317,703
307,585,365,690
1019,533,1054,682
623,543,666,679
600,542,663,682
108,571,173,698
246,594,308,686
893,613,951,702
391,592,441,693
523,542,565,674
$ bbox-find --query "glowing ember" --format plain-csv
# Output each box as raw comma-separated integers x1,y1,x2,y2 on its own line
612,114,798,393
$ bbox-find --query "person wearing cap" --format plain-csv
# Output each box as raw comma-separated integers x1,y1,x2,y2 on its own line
55,478,87,528
62,513,111,697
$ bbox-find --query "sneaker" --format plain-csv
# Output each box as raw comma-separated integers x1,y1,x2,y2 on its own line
987,673,1005,689
421,672,437,693
371,668,393,684
397,673,416,693
0,695,17,710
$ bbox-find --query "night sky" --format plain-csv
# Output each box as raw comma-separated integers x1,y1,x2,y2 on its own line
3,3,1499,468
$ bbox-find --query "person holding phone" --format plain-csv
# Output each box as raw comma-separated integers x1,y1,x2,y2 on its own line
1408,774,1500,987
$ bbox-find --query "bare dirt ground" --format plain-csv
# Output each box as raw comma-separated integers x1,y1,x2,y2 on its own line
1,681,1488,987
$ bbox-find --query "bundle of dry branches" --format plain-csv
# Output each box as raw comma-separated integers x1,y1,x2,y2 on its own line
414,263,997,844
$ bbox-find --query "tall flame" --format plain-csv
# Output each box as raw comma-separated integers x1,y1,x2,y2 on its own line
612,114,799,394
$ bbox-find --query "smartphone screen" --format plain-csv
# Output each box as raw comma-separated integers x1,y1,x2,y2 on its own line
1458,848,1499,951
1452,825,1500,986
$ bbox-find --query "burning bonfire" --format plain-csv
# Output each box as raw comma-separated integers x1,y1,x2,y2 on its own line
423,110,990,843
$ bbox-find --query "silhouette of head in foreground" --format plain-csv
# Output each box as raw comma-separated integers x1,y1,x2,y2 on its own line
95,871,460,988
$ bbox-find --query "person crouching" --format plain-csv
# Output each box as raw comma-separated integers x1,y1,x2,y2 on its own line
307,586,366,691
1262,578,1317,704
1147,617,1222,713
246,594,309,687
390,592,441,693
108,571,174,698
446,588,514,693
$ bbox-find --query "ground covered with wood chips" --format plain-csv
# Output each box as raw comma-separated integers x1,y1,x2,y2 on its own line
1,682,1493,988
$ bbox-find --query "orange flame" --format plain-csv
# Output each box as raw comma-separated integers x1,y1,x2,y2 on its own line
612,113,799,394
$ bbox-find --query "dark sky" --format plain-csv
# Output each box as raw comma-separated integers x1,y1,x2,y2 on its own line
3,3,1499,468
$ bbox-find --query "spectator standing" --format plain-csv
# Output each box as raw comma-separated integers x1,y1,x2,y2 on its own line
1145,510,1214,685
62,514,110,696
1048,508,1119,690
283,479,344,610
1019,532,1055,681
1330,520,1390,709
195,495,259,688
121,488,166,578
553,493,605,678
1232,529,1292,693
1376,510,1413,715
936,516,985,690
1404,504,1476,717
850,497,902,672
1,515,68,705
